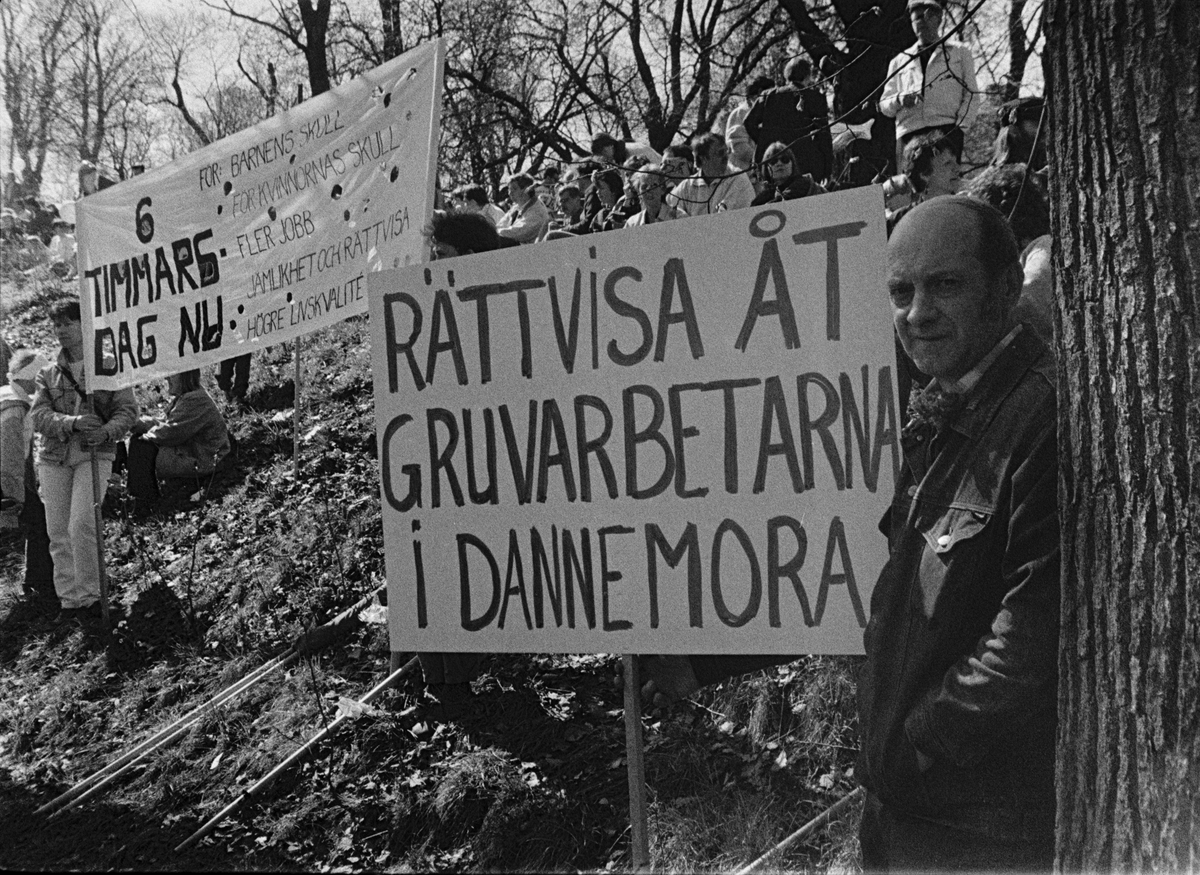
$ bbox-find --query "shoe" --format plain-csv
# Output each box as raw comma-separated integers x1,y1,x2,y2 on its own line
55,603,103,626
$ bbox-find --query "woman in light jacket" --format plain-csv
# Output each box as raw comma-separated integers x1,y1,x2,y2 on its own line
32,300,138,620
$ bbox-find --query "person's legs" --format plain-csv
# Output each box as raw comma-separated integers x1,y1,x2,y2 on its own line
859,793,1053,873
38,463,78,607
19,482,55,603
125,436,160,501
231,354,250,399
65,459,111,608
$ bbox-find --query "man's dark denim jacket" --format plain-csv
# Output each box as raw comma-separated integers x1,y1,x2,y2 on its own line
857,327,1059,844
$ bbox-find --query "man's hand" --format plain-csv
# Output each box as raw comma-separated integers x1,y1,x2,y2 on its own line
900,91,923,109
75,413,103,432
81,427,108,447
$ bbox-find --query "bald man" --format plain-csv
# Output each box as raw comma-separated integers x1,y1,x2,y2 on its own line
859,196,1059,871
639,197,1060,870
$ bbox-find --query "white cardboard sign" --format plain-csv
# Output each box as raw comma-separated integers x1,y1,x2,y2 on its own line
78,40,444,389
370,187,897,654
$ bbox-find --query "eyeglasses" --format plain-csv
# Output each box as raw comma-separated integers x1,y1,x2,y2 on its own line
766,155,792,167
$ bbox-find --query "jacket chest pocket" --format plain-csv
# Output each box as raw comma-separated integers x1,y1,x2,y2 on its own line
912,502,993,623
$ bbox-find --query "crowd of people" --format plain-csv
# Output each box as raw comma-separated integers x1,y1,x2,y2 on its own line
1,0,1063,867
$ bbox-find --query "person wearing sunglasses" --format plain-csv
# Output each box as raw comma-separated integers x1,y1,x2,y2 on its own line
750,142,826,206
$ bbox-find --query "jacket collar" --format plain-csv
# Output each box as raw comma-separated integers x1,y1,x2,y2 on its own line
949,327,1050,441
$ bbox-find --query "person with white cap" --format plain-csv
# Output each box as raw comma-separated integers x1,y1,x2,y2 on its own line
879,0,978,163
1,348,56,607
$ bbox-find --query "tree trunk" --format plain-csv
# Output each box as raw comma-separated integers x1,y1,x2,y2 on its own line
297,0,331,97
1047,0,1200,869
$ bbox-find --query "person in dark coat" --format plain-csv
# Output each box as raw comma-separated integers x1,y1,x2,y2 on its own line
744,56,833,183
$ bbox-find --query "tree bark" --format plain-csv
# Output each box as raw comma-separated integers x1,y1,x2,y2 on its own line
1047,0,1200,869
296,0,331,96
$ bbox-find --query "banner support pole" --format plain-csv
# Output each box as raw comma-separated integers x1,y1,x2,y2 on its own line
292,337,302,480
622,654,651,870
86,394,111,644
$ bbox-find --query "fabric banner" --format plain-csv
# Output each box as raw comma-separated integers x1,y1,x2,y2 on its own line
369,188,898,655
78,39,444,389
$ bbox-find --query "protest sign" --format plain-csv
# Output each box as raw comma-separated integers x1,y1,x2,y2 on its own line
369,187,897,654
78,40,444,390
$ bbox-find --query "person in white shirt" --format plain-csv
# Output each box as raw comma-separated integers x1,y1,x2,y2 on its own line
879,0,978,159
497,174,551,244
47,218,77,279
668,132,756,217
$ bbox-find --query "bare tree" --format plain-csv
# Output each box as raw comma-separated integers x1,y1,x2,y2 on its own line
0,0,85,198
1047,0,1200,867
216,0,334,96
68,0,144,174
605,0,794,151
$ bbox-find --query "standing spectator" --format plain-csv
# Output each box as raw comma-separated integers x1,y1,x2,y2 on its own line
453,185,507,227
77,160,115,196
497,173,551,244
727,75,777,172
669,133,756,217
1,350,55,609
125,369,231,512
32,301,138,624
879,0,978,161
744,56,833,183
47,217,77,279
750,142,827,206
624,165,680,227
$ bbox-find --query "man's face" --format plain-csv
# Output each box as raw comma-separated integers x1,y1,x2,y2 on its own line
698,143,728,178
557,190,582,217
909,4,943,46
507,180,531,206
923,149,960,196
661,155,692,182
887,203,1007,383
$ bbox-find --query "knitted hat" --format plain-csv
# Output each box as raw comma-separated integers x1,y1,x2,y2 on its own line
8,350,50,383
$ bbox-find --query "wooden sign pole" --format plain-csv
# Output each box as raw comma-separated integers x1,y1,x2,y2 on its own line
622,654,651,870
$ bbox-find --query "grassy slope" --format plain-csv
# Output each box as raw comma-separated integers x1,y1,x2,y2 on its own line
0,267,861,873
